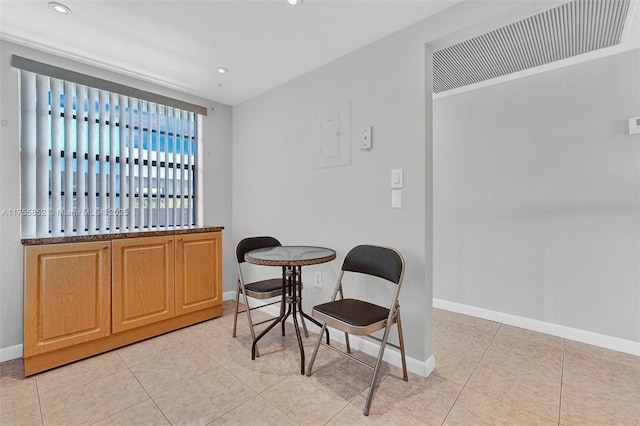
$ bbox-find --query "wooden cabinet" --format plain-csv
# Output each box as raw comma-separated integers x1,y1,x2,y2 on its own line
23,241,111,357
175,232,222,315
112,235,175,333
23,229,223,376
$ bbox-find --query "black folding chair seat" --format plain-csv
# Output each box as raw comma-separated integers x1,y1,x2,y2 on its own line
243,278,285,298
305,244,408,416
312,299,389,333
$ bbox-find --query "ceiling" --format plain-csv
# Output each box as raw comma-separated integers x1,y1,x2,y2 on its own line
0,0,459,106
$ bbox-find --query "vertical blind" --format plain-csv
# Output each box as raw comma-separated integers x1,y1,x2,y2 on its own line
16,62,203,238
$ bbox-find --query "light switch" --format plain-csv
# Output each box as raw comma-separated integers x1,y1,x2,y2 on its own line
391,168,403,188
391,189,402,208
360,126,372,150
629,117,640,135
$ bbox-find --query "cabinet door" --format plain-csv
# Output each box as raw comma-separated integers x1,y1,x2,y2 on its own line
112,235,175,333
24,242,111,357
175,232,222,315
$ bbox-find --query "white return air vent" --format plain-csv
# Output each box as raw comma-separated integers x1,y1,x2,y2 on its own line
433,0,631,93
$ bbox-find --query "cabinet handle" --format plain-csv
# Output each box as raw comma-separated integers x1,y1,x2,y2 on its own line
102,245,108,250
168,238,173,242
178,238,183,242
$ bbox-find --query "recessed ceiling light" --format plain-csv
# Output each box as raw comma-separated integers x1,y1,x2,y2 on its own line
217,67,229,74
48,2,71,14
286,0,302,5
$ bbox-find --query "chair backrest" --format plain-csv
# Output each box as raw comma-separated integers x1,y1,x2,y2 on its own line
342,245,404,284
236,236,282,264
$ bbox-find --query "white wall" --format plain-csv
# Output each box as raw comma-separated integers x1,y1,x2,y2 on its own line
433,49,640,343
0,40,234,357
230,1,546,368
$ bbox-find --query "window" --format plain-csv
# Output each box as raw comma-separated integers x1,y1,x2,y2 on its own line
13,55,206,238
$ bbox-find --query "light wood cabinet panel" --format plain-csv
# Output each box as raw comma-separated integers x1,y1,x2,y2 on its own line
175,232,222,315
23,229,223,375
23,242,111,357
112,236,175,333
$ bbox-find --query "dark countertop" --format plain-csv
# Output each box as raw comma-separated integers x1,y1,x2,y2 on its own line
21,225,224,246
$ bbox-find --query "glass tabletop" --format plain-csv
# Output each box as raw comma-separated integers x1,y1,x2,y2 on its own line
245,246,336,266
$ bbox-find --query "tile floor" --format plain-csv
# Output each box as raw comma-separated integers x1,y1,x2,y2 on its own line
1,301,639,425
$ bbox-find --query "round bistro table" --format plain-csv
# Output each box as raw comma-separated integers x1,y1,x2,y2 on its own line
245,246,336,375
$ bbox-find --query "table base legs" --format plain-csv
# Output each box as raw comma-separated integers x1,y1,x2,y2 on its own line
251,265,330,375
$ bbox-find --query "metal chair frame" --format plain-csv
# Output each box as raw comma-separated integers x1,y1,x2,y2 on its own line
305,245,408,416
232,237,308,357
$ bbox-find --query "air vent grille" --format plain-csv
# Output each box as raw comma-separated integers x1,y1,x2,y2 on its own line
433,0,631,93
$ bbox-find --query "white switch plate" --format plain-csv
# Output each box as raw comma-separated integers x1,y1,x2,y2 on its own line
629,117,640,135
313,270,322,288
391,168,403,188
360,126,372,150
391,189,402,208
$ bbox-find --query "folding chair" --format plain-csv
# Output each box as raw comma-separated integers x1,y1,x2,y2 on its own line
305,244,408,415
233,236,308,356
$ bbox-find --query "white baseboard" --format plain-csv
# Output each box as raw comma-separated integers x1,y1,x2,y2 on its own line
433,298,640,356
0,344,22,363
223,291,237,301
255,301,434,377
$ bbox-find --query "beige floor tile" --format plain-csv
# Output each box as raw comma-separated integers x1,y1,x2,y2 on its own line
38,366,148,426
9,305,637,426
308,349,380,394
118,337,220,391
146,365,256,425
116,331,198,371
328,395,428,425
92,399,170,426
372,372,462,425
465,359,560,421
261,374,354,425
0,359,42,426
433,315,499,358
432,347,481,386
564,339,640,371
563,339,640,400
35,351,128,393
219,346,296,393
193,332,259,366
434,309,501,334
443,388,556,426
483,327,562,382
210,395,298,426
560,383,640,426
494,324,563,348
174,316,234,341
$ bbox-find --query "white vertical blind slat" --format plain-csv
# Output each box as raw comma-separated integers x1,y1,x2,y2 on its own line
50,78,62,236
180,110,188,227
163,106,170,229
98,90,108,232
153,104,161,228
196,115,204,226
63,81,74,234
146,102,153,229
173,109,180,228
187,112,194,227
119,95,128,232
87,88,97,234
128,98,136,230
19,71,37,237
35,74,50,236
76,85,87,234
137,101,144,230
109,92,118,231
